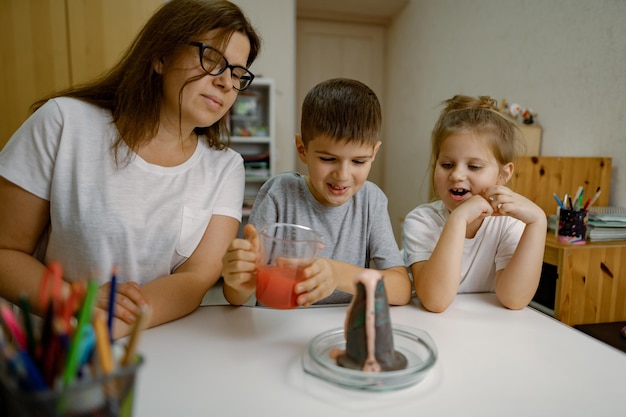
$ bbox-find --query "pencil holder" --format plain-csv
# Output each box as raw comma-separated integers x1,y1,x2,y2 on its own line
0,355,143,417
557,208,588,245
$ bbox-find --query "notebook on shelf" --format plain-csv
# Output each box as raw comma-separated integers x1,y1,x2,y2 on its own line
588,206,626,223
587,207,626,241
588,228,626,242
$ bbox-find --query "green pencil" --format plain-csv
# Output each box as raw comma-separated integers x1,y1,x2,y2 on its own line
18,295,36,358
62,280,98,386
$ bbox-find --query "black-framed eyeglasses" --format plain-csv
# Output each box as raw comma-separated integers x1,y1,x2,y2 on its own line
188,42,255,91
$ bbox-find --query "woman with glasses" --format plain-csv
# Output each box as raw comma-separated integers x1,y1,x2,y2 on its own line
0,0,261,338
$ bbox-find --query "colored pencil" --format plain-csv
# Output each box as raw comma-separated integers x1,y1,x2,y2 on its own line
121,305,150,367
94,312,114,375
553,193,566,210
18,295,36,357
584,187,602,210
63,279,98,386
572,186,583,210
108,266,118,343
0,301,27,350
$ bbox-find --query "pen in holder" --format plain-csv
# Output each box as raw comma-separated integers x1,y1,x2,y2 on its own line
0,263,148,417
557,207,588,245
0,355,143,417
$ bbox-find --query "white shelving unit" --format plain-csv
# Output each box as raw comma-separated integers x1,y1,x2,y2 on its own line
229,78,275,231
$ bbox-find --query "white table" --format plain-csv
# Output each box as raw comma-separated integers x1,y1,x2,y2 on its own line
134,294,626,417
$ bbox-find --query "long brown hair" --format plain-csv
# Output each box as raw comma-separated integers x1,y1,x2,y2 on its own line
32,0,261,161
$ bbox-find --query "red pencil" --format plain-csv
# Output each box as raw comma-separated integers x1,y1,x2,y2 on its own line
583,187,601,210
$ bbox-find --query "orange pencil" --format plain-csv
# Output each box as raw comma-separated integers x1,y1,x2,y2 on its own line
583,187,601,210
94,311,114,375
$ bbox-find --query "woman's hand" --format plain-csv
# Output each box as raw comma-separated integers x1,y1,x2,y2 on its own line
96,281,148,324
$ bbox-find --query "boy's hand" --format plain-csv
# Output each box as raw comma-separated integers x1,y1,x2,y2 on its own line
294,257,335,306
221,224,259,297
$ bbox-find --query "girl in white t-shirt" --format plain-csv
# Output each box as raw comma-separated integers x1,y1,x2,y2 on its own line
0,0,260,339
403,95,546,313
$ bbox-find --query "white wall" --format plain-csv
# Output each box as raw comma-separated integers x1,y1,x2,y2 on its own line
385,0,626,239
232,0,297,175
235,0,626,242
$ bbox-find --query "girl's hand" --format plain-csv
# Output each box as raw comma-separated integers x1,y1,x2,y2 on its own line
450,194,494,225
294,257,336,306
96,281,148,324
483,185,545,225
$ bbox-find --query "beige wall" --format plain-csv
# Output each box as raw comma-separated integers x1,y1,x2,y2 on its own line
235,0,626,241
233,0,297,175
384,0,626,239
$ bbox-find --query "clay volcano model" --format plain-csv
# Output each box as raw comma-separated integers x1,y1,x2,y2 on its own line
333,270,407,372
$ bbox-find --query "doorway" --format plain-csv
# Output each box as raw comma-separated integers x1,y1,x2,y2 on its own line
295,18,386,188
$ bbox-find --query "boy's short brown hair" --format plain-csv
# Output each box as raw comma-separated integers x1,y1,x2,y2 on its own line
300,78,381,147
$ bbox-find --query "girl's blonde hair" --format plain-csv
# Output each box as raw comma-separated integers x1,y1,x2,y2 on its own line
429,95,524,197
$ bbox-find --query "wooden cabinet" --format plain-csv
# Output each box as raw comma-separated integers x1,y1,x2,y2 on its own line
0,0,70,149
0,0,162,149
65,0,163,86
543,234,626,326
228,78,276,231
510,156,625,325
509,156,612,217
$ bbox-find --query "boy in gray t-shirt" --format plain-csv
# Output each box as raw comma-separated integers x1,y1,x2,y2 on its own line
221,78,411,307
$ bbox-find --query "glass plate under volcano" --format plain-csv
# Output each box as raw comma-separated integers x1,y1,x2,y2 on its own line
302,325,437,391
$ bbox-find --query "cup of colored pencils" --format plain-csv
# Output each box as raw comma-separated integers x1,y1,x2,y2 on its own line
553,186,599,245
0,262,148,417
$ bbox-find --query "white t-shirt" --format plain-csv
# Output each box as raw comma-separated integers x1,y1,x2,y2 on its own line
402,200,524,293
0,97,244,284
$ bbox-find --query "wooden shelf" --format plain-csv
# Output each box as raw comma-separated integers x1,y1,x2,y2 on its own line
229,78,275,236
543,233,626,326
